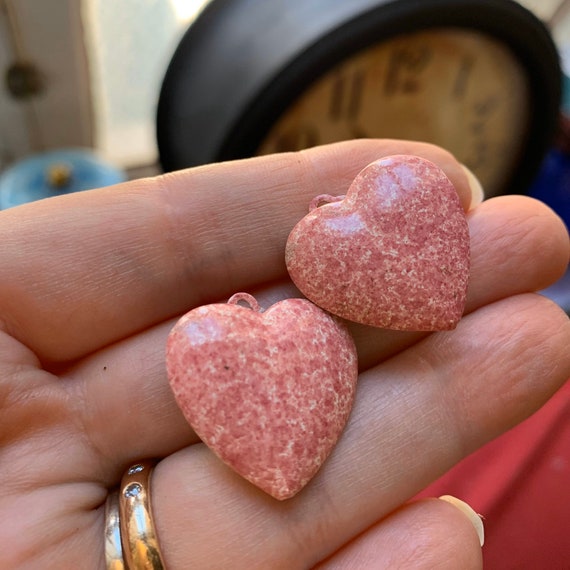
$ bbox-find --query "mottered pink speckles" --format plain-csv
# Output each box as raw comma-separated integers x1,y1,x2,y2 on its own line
165,293,358,500
166,155,469,499
286,155,470,330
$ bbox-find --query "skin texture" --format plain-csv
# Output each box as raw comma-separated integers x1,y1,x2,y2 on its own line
0,139,568,569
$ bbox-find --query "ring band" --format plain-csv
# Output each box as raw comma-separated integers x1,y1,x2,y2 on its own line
105,490,125,570
119,460,166,570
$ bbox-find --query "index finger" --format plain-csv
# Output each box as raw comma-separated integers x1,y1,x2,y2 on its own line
0,140,471,362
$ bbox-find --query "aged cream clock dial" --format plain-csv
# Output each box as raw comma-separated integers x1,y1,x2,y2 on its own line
157,0,561,196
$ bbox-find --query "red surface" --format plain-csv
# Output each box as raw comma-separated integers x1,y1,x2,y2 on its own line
418,379,570,569
166,295,358,500
286,155,470,330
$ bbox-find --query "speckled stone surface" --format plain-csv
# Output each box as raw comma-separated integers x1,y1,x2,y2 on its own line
165,294,358,500
286,155,470,330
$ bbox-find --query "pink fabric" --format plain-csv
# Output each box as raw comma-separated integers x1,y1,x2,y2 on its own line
418,379,570,568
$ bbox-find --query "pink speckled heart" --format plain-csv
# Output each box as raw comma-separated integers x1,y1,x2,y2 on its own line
286,155,470,330
165,293,358,500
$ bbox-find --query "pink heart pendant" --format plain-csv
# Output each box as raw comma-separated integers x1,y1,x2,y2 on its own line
286,155,470,330
166,293,358,500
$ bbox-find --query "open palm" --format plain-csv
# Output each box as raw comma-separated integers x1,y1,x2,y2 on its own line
1,140,569,569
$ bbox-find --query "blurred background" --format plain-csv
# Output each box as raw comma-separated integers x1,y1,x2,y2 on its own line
0,0,568,176
0,0,210,177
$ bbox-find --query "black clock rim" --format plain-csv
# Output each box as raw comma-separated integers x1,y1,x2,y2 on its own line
218,0,561,194
158,0,561,195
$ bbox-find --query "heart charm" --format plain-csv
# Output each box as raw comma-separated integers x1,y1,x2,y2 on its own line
286,155,470,330
166,293,358,500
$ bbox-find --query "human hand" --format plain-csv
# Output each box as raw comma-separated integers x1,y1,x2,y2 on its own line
1,140,569,569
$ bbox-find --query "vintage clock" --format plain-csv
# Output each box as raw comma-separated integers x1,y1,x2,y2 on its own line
156,0,562,197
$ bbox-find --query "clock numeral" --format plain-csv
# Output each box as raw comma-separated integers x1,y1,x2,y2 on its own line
465,95,500,169
452,55,475,99
329,69,365,121
473,96,500,118
269,126,320,153
384,45,431,96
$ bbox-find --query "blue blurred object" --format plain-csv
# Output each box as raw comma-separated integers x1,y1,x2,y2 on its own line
530,71,570,313
0,149,126,210
529,147,570,228
529,71,570,228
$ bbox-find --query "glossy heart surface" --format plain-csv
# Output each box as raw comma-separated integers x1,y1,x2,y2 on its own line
286,155,470,330
166,294,358,500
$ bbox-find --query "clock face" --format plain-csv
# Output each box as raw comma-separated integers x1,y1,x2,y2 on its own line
256,29,530,197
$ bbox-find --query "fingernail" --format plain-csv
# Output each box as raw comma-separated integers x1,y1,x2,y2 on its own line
460,165,485,210
439,495,485,547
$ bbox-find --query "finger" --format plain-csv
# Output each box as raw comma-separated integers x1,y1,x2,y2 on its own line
150,294,570,569
61,194,569,479
0,483,104,569
356,194,569,368
315,498,483,570
0,140,470,362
